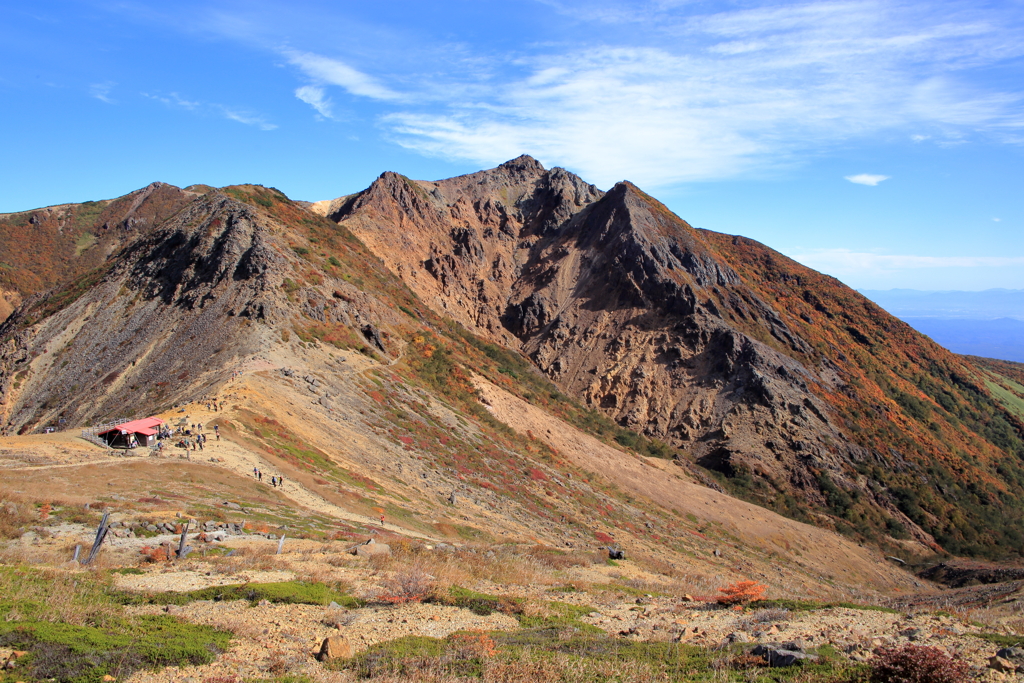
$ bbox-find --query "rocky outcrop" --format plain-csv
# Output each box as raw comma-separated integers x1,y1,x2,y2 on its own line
317,156,602,342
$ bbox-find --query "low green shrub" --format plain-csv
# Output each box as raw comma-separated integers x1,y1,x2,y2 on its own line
336,628,855,681
116,581,361,608
441,586,515,616
112,567,145,575
750,599,899,614
0,615,230,683
971,632,1024,647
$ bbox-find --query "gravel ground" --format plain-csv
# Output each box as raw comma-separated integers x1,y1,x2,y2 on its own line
124,600,519,683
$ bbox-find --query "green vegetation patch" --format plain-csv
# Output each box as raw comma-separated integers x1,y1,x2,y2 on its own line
750,599,899,614
441,586,515,616
0,616,230,683
335,629,854,681
972,632,1024,647
983,377,1024,422
0,567,230,683
116,581,361,608
517,601,601,632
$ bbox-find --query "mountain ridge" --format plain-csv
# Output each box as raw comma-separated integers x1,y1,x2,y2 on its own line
1,159,1023,563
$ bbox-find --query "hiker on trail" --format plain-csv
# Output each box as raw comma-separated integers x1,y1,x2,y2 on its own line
380,514,385,528
279,475,284,487
198,439,203,451
258,470,262,482
253,466,258,478
271,476,277,488
214,425,220,440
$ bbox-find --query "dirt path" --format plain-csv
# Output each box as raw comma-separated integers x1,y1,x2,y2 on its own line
192,436,438,541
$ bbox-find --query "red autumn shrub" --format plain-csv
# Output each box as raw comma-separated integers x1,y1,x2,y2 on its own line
870,644,969,683
716,580,767,605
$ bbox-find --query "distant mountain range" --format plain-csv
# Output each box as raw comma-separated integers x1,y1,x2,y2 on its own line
861,289,1024,362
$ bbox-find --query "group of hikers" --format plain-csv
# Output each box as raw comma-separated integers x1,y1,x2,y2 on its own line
153,420,220,460
174,422,219,452
253,467,285,488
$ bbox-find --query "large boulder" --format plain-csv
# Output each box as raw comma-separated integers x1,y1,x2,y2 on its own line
351,538,391,557
317,635,352,661
750,644,820,667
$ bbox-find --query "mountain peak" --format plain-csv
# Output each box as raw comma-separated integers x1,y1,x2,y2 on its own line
497,154,546,175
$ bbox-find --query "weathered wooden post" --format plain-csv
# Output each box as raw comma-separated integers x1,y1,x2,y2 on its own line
175,521,192,559
83,511,109,565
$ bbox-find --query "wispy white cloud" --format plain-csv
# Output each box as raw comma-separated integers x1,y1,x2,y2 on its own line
142,91,200,109
219,107,277,130
294,85,334,119
284,50,400,102
374,1,1024,187
845,174,890,186
90,81,116,103
142,90,276,130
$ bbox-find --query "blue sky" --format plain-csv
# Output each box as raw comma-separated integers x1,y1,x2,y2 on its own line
2,0,1023,291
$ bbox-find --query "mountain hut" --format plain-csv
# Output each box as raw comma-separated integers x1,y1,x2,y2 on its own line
97,416,165,449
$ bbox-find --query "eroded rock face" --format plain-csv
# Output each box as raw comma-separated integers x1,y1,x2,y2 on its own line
319,156,603,343
320,156,922,540
0,189,395,434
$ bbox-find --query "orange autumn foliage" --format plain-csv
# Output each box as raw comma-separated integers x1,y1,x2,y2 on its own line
716,580,766,605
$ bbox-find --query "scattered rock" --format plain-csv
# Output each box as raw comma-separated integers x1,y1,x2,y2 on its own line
318,635,352,661
352,538,391,557
750,644,819,667
990,655,1019,673
997,647,1024,662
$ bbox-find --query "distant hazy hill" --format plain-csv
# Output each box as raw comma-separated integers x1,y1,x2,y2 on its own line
861,289,1024,362
860,289,1024,319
